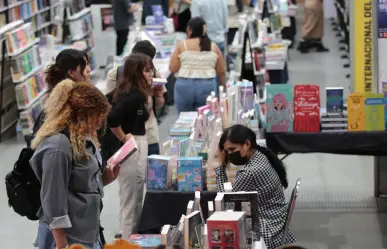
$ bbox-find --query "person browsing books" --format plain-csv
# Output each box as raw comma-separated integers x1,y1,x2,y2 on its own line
214,124,296,249
30,82,118,249
32,49,92,137
105,40,167,156
169,17,226,114
31,49,94,249
107,53,159,239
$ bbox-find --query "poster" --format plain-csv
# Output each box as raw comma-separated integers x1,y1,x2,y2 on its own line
353,0,374,93
378,0,387,93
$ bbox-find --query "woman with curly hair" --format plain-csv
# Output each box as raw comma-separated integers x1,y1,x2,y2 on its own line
30,82,119,249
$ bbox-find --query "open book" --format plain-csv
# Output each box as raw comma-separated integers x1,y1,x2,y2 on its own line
108,137,138,168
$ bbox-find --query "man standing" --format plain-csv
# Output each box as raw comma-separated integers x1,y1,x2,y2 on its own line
191,0,228,55
113,0,140,56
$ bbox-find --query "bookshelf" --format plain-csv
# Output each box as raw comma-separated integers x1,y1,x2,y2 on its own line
5,22,47,136
61,0,96,75
0,20,23,141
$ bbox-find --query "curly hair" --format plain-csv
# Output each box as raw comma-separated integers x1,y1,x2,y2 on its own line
31,80,110,159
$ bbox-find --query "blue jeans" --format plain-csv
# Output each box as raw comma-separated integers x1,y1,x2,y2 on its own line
148,143,160,156
216,41,225,57
35,223,101,249
174,77,217,114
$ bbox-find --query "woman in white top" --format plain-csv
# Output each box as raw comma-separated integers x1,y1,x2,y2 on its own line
169,17,226,114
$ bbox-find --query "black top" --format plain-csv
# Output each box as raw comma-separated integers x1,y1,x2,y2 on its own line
107,88,150,136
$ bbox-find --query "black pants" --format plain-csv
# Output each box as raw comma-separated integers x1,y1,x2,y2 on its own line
116,29,129,56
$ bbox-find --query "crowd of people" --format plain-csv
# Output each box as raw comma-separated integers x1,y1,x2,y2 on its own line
27,1,303,249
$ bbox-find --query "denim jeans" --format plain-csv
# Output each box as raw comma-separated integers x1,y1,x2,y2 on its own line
148,143,160,156
216,41,225,57
35,223,101,249
174,77,217,114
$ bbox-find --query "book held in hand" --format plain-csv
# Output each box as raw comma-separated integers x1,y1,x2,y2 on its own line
107,136,137,168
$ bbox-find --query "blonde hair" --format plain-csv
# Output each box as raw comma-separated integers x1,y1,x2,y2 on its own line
32,80,110,159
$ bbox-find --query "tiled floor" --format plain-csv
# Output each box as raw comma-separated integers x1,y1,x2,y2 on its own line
1,7,386,249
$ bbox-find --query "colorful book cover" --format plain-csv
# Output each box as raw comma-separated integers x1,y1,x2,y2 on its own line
239,82,254,111
177,157,203,192
347,93,366,131
129,234,161,249
326,87,344,115
365,93,385,131
107,137,138,168
382,81,387,130
266,84,294,132
207,212,247,249
147,155,173,190
293,84,320,132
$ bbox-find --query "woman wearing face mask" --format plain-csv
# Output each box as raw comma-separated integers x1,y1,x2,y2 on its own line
214,124,296,249
107,53,157,239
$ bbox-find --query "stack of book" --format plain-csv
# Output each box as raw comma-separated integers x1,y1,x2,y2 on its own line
169,112,198,137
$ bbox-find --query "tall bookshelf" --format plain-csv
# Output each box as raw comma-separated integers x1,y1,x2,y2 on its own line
0,20,24,141
0,0,57,140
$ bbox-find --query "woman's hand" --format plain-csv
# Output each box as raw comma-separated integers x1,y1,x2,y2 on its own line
214,147,227,167
122,133,133,143
103,163,121,185
152,86,164,97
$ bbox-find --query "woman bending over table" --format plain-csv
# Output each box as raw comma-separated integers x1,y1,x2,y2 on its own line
215,124,296,249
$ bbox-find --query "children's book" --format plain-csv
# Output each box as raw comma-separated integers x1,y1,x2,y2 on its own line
146,155,173,190
107,136,137,168
326,87,344,115
266,84,294,132
177,157,203,192
365,93,385,131
347,93,366,132
293,84,320,132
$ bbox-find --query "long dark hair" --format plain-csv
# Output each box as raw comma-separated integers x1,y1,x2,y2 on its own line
219,124,289,189
45,49,89,90
113,53,154,102
187,17,211,52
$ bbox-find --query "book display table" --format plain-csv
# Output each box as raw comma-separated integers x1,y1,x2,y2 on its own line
265,131,387,197
139,190,217,233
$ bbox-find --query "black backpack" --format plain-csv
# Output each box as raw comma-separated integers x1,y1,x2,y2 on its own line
5,112,67,220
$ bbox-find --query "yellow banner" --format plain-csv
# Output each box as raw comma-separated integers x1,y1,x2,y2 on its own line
354,0,374,93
